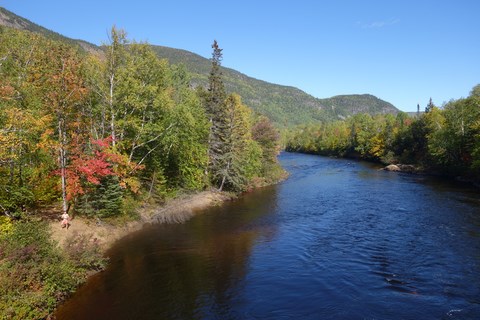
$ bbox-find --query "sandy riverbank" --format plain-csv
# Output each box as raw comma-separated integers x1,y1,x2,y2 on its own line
49,191,232,252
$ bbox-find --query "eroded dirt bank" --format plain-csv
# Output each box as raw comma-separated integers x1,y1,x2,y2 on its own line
49,191,232,251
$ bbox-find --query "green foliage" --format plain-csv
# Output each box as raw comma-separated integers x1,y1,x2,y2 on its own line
0,25,284,220
63,232,108,270
243,140,263,180
203,41,231,190
76,176,123,217
286,85,480,181
0,7,100,54
470,84,480,98
151,48,399,128
200,42,284,191
0,220,105,319
0,14,286,319
0,27,58,215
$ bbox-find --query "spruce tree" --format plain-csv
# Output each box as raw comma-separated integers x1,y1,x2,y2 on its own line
206,40,226,115
75,176,123,217
425,98,434,113
205,40,229,190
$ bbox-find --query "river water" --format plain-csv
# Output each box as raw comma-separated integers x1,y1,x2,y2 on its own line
56,152,480,319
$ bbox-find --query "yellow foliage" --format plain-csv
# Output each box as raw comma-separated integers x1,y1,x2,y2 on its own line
369,135,385,158
0,216,13,238
120,176,142,194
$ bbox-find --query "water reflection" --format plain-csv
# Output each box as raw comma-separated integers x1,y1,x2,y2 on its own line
56,187,279,320
56,153,480,320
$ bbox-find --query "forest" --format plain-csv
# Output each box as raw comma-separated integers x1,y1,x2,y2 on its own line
286,87,480,181
0,26,284,218
1,18,478,319
0,26,283,318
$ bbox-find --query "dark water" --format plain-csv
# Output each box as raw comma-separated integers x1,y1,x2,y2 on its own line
56,152,480,319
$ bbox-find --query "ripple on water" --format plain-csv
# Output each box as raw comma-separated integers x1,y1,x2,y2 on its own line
55,153,480,320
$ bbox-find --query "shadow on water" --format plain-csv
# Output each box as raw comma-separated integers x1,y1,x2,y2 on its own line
56,152,480,320
55,186,280,320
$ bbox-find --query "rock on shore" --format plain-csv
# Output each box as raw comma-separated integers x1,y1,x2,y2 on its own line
383,164,419,173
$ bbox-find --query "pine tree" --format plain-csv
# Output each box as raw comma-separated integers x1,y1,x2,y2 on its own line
204,40,229,190
425,98,434,113
76,176,123,217
218,94,248,191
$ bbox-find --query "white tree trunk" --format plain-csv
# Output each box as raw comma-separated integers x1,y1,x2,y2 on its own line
58,118,68,215
109,73,116,147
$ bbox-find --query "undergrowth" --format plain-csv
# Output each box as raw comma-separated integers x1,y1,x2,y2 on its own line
0,219,107,319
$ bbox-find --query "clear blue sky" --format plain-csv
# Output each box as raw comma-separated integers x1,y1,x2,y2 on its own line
2,0,479,112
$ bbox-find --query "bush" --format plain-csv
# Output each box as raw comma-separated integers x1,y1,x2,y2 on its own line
64,232,108,271
0,220,107,319
0,216,13,237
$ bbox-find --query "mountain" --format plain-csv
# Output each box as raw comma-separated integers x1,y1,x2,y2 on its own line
152,46,399,126
0,7,100,54
0,7,399,127
151,45,332,126
318,94,399,120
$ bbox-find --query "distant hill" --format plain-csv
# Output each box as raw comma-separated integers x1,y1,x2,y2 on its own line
152,46,399,126
0,6,399,127
318,94,399,120
0,7,100,54
151,45,331,126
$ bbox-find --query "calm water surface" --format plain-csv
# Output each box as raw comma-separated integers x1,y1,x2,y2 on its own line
56,152,480,319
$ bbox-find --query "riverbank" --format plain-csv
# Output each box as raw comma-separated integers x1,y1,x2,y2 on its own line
383,163,422,174
382,163,480,188
1,191,232,318
49,191,233,252
0,176,286,319
53,152,480,320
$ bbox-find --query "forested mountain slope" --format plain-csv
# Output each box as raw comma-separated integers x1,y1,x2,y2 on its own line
153,45,399,125
0,6,399,126
0,7,100,54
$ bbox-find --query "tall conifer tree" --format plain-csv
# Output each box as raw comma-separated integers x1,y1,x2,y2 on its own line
205,40,229,190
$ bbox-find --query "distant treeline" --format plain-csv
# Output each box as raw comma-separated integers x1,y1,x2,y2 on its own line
286,86,480,181
0,26,284,219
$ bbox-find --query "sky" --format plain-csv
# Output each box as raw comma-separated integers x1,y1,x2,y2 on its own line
1,0,479,112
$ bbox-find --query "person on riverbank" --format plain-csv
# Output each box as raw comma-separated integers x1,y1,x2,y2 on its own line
61,212,70,229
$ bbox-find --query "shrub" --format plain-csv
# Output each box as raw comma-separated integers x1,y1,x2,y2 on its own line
0,220,107,319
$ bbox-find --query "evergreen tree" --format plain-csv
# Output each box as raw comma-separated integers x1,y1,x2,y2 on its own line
425,97,434,113
76,175,123,217
204,40,230,190
218,94,250,191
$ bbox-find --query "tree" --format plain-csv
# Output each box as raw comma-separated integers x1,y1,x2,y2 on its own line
206,40,226,116
425,97,435,113
204,40,230,189
160,73,209,191
217,94,251,191
0,28,57,215
40,43,88,215
41,44,119,214
252,116,280,164
470,84,480,98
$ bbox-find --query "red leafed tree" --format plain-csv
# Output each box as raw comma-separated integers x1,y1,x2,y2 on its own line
41,43,119,214
63,137,115,202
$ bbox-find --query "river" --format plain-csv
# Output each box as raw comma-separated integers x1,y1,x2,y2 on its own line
55,152,480,319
